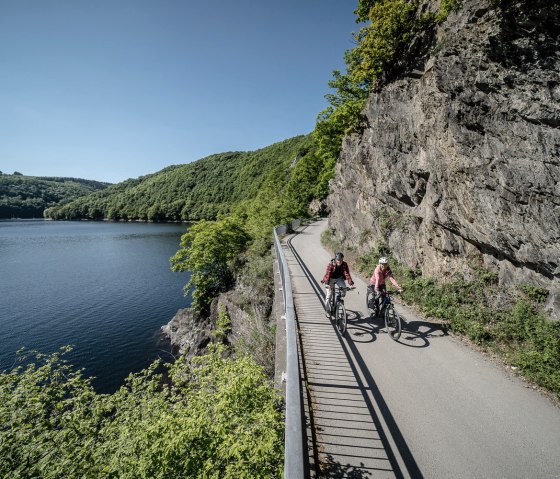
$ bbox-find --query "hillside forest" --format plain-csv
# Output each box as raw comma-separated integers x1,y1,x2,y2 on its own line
0,173,109,219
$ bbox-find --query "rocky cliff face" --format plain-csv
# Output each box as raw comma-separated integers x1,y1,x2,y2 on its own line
162,285,275,372
327,0,559,315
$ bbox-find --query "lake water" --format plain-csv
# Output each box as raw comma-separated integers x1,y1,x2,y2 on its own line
0,220,190,393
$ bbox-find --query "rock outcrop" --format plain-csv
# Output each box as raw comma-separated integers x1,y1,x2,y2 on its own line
161,308,213,358
327,0,559,317
162,289,272,359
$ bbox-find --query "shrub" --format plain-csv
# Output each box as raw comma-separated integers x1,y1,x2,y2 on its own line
0,346,284,478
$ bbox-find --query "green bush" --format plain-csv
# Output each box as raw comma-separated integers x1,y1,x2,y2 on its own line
518,284,549,303
0,346,284,478
171,217,251,312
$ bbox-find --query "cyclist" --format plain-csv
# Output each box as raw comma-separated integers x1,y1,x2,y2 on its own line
321,252,354,316
369,257,403,315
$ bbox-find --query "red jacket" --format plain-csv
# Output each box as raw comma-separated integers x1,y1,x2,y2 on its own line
322,259,354,285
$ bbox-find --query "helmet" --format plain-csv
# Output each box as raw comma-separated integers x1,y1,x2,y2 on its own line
334,252,344,260
378,257,389,264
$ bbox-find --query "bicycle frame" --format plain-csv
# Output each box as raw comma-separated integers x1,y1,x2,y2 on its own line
325,282,351,336
326,282,347,314
381,291,402,340
366,287,402,340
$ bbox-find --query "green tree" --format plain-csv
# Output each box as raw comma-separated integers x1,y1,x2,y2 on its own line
171,217,251,312
313,71,369,197
312,0,455,198
348,0,418,83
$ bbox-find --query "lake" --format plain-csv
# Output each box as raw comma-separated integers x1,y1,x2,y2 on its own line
0,220,190,393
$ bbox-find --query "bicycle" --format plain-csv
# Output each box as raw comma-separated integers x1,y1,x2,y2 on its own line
325,282,353,336
366,286,403,341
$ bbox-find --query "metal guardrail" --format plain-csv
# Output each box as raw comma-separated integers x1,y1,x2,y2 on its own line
274,224,304,479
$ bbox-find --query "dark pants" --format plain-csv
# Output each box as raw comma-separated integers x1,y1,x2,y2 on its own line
371,284,387,312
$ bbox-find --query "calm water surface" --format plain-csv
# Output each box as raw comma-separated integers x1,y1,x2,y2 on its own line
0,220,190,393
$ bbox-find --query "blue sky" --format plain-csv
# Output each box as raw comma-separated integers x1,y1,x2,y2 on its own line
0,1,358,183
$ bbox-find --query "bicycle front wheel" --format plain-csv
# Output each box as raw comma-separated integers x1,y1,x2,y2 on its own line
385,305,402,341
336,302,347,336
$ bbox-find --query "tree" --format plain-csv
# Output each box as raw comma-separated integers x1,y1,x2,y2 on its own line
171,217,250,312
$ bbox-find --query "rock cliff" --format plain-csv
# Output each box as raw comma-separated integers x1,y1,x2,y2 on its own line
162,283,275,373
327,0,560,316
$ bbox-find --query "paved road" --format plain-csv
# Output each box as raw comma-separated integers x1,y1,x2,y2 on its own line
286,218,560,478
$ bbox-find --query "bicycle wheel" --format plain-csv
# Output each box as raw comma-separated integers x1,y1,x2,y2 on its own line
385,305,402,341
335,302,347,336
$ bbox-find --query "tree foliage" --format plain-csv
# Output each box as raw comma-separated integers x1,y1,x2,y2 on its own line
171,217,251,312
0,346,284,478
0,174,109,219
45,136,312,222
349,0,418,82
311,0,459,198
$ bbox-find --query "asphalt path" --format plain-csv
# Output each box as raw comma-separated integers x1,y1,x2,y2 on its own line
287,218,560,478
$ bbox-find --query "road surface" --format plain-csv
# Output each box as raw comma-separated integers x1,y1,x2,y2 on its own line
285,218,560,478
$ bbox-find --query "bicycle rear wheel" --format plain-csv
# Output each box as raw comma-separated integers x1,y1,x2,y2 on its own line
385,305,401,341
335,302,347,336
366,288,376,316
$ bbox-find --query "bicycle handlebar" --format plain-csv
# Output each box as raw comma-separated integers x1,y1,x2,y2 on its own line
368,286,402,295
325,284,355,291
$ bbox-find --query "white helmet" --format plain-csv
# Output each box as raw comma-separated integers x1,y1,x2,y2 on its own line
379,257,389,264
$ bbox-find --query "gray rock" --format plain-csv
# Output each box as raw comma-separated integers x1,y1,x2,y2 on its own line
327,0,560,313
161,308,212,357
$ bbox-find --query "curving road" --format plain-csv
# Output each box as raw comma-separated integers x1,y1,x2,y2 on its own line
285,218,560,479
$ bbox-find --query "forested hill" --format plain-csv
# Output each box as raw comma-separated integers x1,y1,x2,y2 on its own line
44,135,314,222
0,174,110,219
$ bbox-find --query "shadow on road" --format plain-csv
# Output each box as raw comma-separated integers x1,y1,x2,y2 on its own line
346,308,448,350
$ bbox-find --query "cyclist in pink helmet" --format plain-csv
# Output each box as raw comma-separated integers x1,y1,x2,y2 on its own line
369,257,403,313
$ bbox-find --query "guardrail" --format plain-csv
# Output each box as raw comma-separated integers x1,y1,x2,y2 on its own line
274,224,304,479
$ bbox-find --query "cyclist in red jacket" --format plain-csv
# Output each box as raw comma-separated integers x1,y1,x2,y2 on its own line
321,252,354,316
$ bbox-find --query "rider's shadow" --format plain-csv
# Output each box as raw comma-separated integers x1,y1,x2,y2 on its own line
346,310,449,347
346,310,384,343
405,316,448,336
389,312,449,347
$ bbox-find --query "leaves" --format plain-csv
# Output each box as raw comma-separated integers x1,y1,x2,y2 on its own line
44,136,312,222
0,174,109,219
171,217,251,312
0,347,284,478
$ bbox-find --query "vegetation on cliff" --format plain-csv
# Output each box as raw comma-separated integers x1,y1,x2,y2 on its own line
0,173,109,219
313,0,461,195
